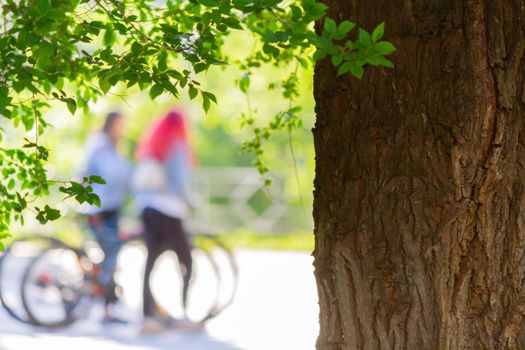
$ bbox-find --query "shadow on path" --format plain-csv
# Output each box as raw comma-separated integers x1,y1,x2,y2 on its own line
0,319,243,350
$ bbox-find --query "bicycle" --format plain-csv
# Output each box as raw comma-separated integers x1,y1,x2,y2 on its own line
0,235,69,326
0,227,238,329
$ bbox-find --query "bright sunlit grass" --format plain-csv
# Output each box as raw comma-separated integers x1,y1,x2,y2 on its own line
215,229,314,252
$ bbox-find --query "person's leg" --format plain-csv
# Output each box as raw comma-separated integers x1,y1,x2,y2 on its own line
160,217,193,309
142,211,201,332
142,208,164,318
88,211,123,317
103,215,123,306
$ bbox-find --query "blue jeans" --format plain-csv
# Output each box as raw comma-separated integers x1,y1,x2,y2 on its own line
88,211,123,305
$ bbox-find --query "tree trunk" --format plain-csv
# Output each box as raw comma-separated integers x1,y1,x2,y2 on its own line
313,1,525,349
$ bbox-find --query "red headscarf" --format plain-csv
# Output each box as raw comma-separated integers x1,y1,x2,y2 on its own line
136,109,192,163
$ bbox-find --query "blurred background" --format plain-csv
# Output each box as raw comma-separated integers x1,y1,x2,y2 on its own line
9,30,315,245
0,30,318,350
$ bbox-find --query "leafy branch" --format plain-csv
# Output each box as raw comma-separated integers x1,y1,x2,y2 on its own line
0,0,396,249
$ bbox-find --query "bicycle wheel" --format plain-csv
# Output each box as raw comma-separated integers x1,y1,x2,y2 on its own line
147,246,218,324
151,234,238,324
20,245,93,328
0,236,63,325
193,234,239,322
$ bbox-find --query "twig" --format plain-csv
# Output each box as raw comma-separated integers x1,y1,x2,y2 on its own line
31,95,38,160
286,62,305,206
97,0,185,54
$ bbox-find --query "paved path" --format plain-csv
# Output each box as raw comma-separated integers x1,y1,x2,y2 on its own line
0,250,318,350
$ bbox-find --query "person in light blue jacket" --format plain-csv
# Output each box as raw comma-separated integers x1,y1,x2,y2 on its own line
81,112,131,324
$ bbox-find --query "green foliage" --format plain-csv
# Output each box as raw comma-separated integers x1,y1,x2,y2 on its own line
0,0,395,245
58,176,105,207
206,229,314,252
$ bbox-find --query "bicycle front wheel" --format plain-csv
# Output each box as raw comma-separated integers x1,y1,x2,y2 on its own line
0,236,64,326
20,245,92,328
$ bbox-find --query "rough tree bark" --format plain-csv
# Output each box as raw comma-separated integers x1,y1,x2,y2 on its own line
313,1,525,349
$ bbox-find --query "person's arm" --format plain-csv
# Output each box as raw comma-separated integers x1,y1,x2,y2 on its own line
166,144,192,206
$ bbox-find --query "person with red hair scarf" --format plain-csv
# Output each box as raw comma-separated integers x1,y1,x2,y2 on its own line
134,109,197,333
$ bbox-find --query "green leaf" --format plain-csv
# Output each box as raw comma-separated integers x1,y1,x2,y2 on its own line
358,29,372,47
66,98,77,115
189,86,198,100
157,52,168,71
44,205,61,221
103,26,116,46
337,61,364,79
239,74,250,93
211,60,228,66
37,42,55,69
366,54,395,68
202,91,216,112
0,232,11,240
377,56,395,68
290,5,302,20
150,84,164,99
312,48,327,61
349,62,364,79
374,41,397,54
194,63,208,74
201,0,217,6
202,91,217,103
203,96,211,112
324,18,337,34
262,43,279,57
0,86,11,112
224,17,243,30
113,22,127,34
36,205,60,224
88,175,106,184
372,22,385,42
304,2,327,21
365,55,382,66
99,77,111,94
36,0,51,14
338,21,355,35
131,42,142,55
331,54,343,66
90,194,101,207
